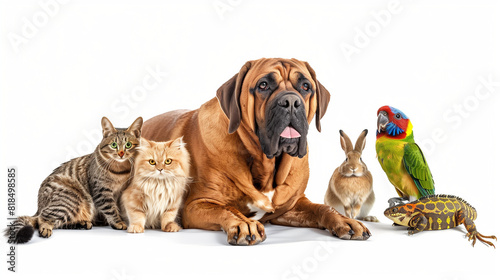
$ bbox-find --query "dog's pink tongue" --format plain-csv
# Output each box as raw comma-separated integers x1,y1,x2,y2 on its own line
280,126,301,138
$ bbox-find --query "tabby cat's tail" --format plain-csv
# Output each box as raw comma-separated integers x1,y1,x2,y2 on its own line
4,216,37,244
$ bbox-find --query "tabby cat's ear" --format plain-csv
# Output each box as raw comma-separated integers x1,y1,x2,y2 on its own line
168,136,186,150
126,117,143,138
101,117,117,138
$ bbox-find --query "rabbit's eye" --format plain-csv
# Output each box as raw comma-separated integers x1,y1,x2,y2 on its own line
345,158,348,162
359,158,362,162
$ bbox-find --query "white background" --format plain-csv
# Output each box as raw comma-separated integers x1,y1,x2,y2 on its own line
1,0,499,279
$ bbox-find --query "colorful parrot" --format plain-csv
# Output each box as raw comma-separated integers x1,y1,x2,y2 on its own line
376,106,435,206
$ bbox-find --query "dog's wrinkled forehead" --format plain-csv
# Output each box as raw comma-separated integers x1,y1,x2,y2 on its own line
246,59,315,93
216,57,330,134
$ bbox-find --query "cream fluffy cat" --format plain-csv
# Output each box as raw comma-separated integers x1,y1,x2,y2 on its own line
121,137,190,233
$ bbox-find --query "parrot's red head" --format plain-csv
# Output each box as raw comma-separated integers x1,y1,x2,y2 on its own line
376,106,412,140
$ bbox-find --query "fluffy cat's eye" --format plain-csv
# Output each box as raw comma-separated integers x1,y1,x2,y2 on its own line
149,159,156,165
110,142,118,149
125,142,132,149
165,159,172,165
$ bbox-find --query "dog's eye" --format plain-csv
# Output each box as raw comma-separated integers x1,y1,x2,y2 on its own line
258,82,268,90
301,83,310,91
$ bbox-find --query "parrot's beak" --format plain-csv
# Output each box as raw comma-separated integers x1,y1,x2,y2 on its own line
377,112,389,133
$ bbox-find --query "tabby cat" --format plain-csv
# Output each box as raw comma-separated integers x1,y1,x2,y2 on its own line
5,117,142,244
121,137,190,233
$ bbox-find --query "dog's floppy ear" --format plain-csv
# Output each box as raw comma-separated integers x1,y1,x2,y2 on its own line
304,62,331,132
216,61,252,134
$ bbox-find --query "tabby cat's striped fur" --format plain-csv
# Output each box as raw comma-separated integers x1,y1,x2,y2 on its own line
5,117,143,244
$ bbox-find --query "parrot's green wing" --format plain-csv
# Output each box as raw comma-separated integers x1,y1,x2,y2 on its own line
403,143,435,197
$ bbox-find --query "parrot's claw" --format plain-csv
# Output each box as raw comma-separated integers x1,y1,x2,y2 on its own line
388,197,407,207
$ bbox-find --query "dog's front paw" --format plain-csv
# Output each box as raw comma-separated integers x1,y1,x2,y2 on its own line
325,210,371,240
225,219,266,246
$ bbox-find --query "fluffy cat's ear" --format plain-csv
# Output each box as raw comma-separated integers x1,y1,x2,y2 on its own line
101,117,117,138
140,138,152,148
126,117,143,138
168,136,186,150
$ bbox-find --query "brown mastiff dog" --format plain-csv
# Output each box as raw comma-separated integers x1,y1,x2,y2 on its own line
142,58,371,245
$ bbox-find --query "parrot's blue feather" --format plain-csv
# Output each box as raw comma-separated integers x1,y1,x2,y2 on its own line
386,122,404,136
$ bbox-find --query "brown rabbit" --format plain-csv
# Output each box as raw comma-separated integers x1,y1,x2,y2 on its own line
324,129,378,222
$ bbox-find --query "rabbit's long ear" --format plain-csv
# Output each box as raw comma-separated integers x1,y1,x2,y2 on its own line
339,130,353,153
354,129,368,152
